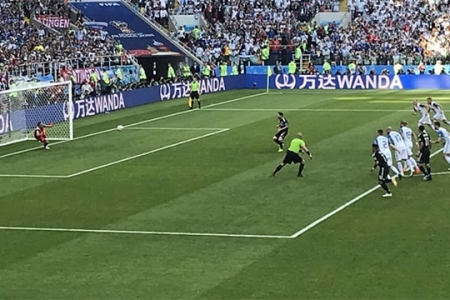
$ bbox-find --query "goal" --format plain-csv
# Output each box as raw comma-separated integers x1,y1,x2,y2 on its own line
0,81,73,146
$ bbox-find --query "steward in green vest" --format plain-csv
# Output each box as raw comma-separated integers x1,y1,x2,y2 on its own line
202,64,210,78
288,60,296,74
101,69,111,95
192,26,200,39
348,61,356,74
139,65,147,82
115,67,123,83
323,60,331,74
261,46,269,63
167,63,175,81
294,45,301,60
231,63,238,75
188,76,201,110
220,62,227,77
182,64,191,79
8,81,18,99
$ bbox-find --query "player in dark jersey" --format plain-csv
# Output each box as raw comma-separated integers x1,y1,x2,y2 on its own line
273,112,289,152
417,125,432,180
372,143,398,197
34,122,54,150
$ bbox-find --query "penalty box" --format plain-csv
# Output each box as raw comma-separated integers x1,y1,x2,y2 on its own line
0,127,229,179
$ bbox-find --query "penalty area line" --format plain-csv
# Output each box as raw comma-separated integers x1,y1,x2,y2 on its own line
0,92,267,160
0,174,68,179
66,128,230,178
123,127,229,131
0,226,291,239
290,149,443,239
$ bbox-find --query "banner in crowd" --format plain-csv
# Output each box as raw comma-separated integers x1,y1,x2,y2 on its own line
37,15,70,28
247,74,450,90
70,1,182,57
62,65,139,85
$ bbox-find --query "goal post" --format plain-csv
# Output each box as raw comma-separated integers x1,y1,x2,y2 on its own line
0,81,73,146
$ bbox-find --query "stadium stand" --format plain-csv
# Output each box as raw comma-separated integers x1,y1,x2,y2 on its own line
0,0,130,80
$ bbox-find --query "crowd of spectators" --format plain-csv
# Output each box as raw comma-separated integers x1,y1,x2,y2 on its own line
0,0,128,79
149,0,450,69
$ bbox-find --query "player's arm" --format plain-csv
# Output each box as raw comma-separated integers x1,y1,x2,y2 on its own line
278,121,288,131
301,145,312,159
371,156,378,171
432,132,443,144
44,122,55,128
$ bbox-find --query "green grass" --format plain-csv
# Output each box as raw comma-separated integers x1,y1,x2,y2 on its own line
1,89,450,299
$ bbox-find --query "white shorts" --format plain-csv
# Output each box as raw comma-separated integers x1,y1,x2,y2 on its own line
433,112,447,121
418,115,432,126
406,146,413,156
395,148,408,161
383,153,393,166
443,141,450,155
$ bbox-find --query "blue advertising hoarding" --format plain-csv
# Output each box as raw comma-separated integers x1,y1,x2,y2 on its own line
70,0,181,57
247,74,450,90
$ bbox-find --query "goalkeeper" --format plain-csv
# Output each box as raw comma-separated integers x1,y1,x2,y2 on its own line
34,122,54,150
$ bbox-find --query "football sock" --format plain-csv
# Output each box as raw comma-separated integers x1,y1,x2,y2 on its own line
427,166,432,175
198,100,201,109
419,166,428,175
380,182,391,193
273,164,283,175
444,156,450,165
396,162,404,176
444,120,450,125
390,165,400,175
298,163,305,175
409,157,418,168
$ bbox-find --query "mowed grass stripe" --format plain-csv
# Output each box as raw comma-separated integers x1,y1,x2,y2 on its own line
1,90,449,299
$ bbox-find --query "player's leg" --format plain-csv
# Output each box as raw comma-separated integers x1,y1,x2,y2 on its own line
195,92,201,109
297,156,305,177
387,155,401,179
394,151,405,177
418,152,432,180
378,167,392,197
37,135,50,149
443,143,450,169
272,153,290,176
273,132,284,152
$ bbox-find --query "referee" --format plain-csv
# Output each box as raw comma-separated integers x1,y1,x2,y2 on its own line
271,133,312,177
188,76,201,109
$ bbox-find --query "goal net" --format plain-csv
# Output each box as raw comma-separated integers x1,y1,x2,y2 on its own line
0,81,73,146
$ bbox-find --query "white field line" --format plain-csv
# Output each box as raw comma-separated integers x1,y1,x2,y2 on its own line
290,148,443,239
0,226,291,239
0,92,267,159
66,128,230,178
205,108,413,112
0,174,68,179
123,127,228,131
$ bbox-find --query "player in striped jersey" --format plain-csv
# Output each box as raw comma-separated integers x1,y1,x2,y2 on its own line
427,97,450,125
373,129,402,179
432,121,450,170
399,121,420,176
417,125,432,181
413,99,433,130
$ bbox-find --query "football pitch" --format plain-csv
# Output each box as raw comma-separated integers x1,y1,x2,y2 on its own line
1,89,450,299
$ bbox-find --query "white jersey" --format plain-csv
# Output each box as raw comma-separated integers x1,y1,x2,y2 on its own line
438,127,450,144
388,131,407,151
399,126,414,148
414,103,429,117
374,135,391,156
429,101,443,114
